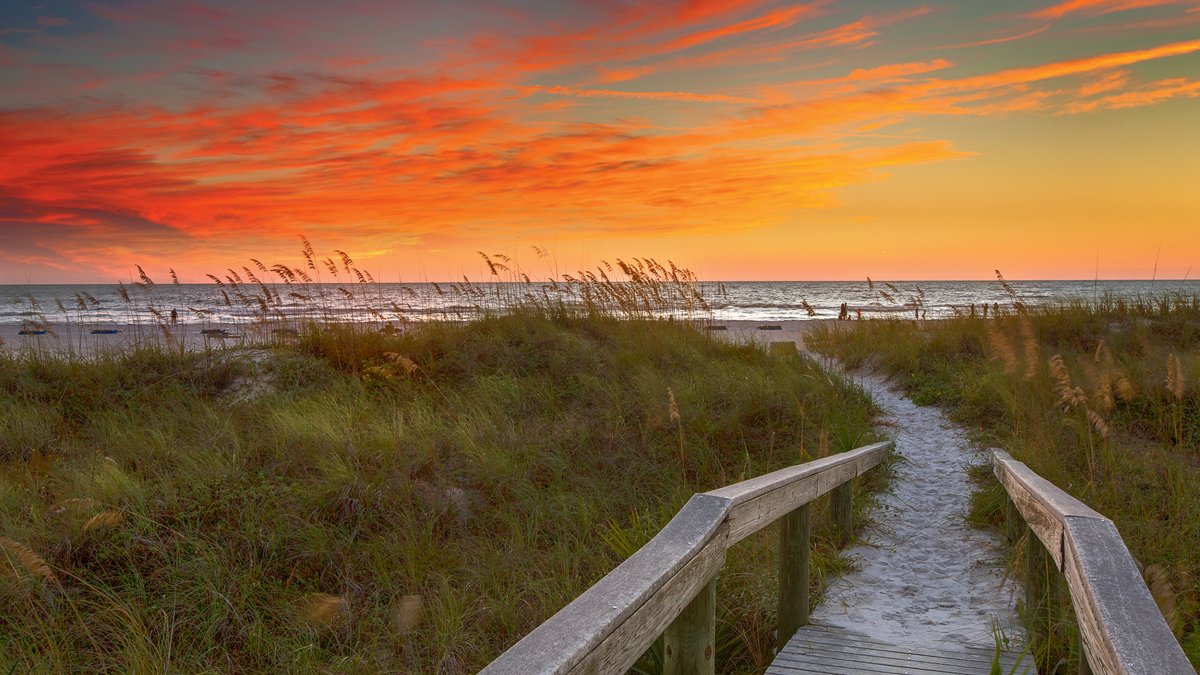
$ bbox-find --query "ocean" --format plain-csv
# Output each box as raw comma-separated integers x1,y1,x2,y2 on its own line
2,280,1199,326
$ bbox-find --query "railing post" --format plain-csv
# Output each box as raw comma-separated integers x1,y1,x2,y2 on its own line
1004,495,1020,546
831,481,853,546
663,575,717,675
1025,525,1049,665
777,503,811,651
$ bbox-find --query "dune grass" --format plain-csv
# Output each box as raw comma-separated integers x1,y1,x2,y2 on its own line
0,307,882,672
808,293,1200,672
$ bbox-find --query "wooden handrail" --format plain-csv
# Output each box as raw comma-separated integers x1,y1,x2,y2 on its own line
482,440,892,674
993,450,1192,675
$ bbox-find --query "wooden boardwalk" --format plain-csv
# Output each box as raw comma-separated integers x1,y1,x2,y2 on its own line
769,624,1031,674
484,381,1194,675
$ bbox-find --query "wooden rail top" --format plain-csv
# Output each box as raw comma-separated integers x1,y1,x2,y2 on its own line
992,450,1192,675
482,440,892,675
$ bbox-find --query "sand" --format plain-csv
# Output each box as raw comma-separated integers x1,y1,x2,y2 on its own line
717,320,1025,651
0,322,303,356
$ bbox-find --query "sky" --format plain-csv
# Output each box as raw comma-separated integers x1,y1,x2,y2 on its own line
1,0,1198,283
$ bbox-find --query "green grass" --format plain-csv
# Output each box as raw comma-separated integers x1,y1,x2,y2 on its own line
0,309,882,672
808,293,1200,673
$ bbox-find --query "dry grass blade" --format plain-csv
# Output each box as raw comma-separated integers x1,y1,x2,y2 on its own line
385,353,420,375
393,594,423,635
1018,315,1038,380
1165,353,1185,400
0,537,56,584
985,323,1018,375
1049,355,1087,409
1115,376,1136,401
300,593,347,628
1087,409,1109,439
82,510,125,533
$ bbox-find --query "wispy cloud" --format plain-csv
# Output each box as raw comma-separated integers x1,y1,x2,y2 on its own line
1029,0,1195,20
519,85,760,103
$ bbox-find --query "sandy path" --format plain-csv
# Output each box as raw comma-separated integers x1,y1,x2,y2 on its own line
810,369,1024,649
719,321,1024,651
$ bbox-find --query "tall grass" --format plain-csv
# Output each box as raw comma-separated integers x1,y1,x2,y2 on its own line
4,240,722,358
809,291,1200,672
0,249,881,672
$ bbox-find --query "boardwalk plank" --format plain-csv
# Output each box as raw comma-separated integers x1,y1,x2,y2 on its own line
768,625,1033,675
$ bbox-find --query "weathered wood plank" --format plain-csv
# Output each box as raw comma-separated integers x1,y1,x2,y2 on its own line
1025,523,1049,659
707,441,890,504
992,450,1192,675
486,442,893,673
1004,494,1020,547
770,624,1033,675
992,450,1103,569
781,624,1025,662
481,493,730,674
570,528,727,674
725,473,820,544
662,575,716,675
1061,516,1192,675
777,503,811,651
714,441,889,544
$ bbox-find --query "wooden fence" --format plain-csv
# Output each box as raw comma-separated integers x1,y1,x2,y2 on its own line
481,440,893,674
994,449,1193,674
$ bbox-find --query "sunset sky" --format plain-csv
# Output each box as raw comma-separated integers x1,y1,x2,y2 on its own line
2,0,1198,283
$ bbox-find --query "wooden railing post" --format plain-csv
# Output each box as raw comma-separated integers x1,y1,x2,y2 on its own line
1025,524,1049,664
777,503,811,651
831,481,852,546
1004,494,1021,546
663,575,717,675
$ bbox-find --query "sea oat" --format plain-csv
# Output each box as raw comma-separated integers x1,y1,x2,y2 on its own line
300,593,346,628
0,537,55,584
1049,355,1087,409
1116,376,1136,401
1019,315,1038,380
1087,409,1110,439
82,510,125,533
393,594,423,635
1166,354,1185,399
385,353,419,375
985,324,1019,375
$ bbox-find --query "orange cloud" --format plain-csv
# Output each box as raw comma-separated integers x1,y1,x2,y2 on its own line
1030,0,1193,20
1066,76,1200,110
932,39,1200,91
662,3,820,52
519,85,759,103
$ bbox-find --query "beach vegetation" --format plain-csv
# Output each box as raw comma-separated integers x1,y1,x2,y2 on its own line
808,290,1200,671
0,248,882,672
